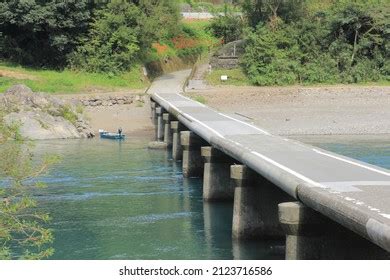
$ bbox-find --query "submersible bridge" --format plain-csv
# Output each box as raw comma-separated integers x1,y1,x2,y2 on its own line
148,70,390,259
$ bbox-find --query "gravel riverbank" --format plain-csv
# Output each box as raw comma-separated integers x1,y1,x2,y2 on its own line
185,85,390,136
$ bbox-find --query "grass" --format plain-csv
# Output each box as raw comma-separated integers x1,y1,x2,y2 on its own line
206,67,390,87
206,68,252,86
0,62,148,94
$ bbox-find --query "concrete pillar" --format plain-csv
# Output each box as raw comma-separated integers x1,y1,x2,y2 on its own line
150,100,156,125
156,106,164,141
278,202,324,260
171,121,184,161
231,165,291,240
278,201,390,260
180,131,205,178
231,165,262,240
163,113,173,148
148,105,168,149
201,146,234,202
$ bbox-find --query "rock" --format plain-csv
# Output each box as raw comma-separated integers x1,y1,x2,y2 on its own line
1,84,95,140
4,111,80,140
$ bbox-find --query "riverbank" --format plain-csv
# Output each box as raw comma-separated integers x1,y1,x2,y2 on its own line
58,93,154,135
185,85,390,135
0,63,148,94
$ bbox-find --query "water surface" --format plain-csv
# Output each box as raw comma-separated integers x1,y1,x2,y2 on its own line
31,134,389,259
34,137,280,260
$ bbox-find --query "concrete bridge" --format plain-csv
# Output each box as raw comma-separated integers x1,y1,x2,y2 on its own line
148,70,390,259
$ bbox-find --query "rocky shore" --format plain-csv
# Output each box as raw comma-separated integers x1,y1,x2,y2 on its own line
1,85,94,140
70,94,146,107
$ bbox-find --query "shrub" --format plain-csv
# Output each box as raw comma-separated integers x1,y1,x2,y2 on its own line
242,23,302,85
69,2,141,73
69,1,182,73
0,1,93,68
242,2,389,85
208,13,244,43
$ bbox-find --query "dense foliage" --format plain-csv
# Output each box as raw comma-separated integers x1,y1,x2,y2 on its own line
0,0,94,68
242,0,306,27
208,10,244,43
0,0,185,73
242,1,390,85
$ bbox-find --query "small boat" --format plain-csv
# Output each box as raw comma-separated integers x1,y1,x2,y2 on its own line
99,129,125,140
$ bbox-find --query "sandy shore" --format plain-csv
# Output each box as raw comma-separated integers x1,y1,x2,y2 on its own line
85,103,154,136
58,92,154,136
186,85,390,136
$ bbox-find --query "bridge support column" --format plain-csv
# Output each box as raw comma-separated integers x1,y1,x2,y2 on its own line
278,201,390,260
148,106,168,149
150,100,157,125
231,165,290,240
278,202,324,260
201,146,234,201
156,107,165,141
163,113,173,148
171,121,184,161
181,131,205,178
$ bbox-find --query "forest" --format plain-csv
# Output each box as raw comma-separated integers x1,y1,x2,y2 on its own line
0,0,389,86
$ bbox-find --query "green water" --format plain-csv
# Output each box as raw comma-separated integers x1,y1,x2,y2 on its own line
34,137,281,260
31,135,389,260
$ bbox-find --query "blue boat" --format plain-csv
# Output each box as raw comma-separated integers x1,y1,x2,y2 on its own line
99,129,125,140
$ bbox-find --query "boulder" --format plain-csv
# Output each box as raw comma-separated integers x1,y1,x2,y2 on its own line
1,84,94,140
4,111,80,140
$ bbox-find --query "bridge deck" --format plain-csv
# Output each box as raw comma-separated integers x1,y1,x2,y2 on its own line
150,70,390,252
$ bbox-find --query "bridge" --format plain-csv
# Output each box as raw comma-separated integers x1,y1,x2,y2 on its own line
148,70,390,259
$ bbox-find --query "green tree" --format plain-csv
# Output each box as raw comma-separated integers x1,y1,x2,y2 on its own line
242,0,307,27
0,109,59,259
70,0,181,73
0,0,94,68
208,10,244,43
136,0,181,49
69,1,141,73
242,23,302,85
242,1,389,85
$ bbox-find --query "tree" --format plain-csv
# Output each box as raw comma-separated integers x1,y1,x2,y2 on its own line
242,0,307,27
70,0,181,73
0,109,59,259
69,1,141,73
208,13,244,43
0,0,93,68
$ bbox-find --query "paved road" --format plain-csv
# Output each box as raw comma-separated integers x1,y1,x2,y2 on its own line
148,70,390,252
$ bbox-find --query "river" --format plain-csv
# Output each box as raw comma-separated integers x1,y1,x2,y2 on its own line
31,134,389,259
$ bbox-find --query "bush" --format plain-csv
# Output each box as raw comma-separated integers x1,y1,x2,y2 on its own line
0,1,93,68
242,2,389,85
208,8,244,43
69,2,141,73
70,1,181,73
242,23,302,85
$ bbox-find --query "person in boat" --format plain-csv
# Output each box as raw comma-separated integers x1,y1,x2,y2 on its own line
118,127,122,136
